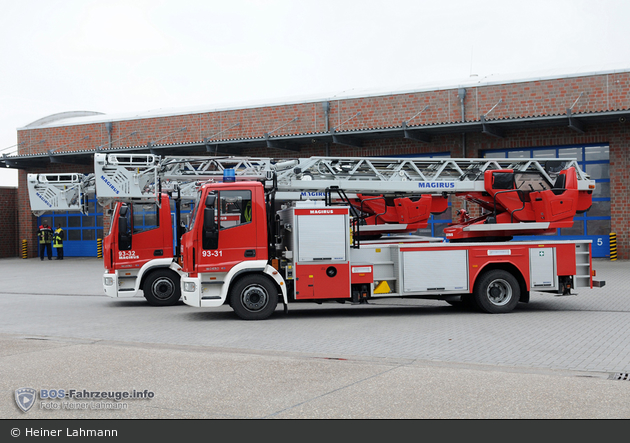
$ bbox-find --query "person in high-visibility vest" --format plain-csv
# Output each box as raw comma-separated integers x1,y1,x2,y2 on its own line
38,220,53,261
53,224,65,260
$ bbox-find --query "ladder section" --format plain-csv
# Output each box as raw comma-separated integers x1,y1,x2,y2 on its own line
27,173,94,215
94,153,275,201
94,153,161,200
27,154,594,219
273,157,594,194
158,156,272,181
94,153,594,200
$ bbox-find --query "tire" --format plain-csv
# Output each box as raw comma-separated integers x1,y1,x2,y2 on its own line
229,274,278,320
473,269,520,314
143,269,181,306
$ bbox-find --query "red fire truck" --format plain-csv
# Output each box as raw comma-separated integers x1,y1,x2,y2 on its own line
176,156,605,320
28,155,604,317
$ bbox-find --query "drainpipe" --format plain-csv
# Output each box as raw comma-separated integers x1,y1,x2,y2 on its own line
458,88,468,213
458,88,467,158
323,101,330,156
106,122,113,149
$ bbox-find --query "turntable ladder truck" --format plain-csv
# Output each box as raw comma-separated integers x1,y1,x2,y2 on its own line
171,155,605,320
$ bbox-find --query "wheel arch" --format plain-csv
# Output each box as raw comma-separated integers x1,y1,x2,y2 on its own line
138,261,181,291
473,262,529,303
226,266,286,306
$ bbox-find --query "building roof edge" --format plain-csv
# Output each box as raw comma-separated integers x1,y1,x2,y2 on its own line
18,66,630,130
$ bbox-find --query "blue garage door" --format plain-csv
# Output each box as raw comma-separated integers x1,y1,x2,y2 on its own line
483,144,611,257
36,196,104,257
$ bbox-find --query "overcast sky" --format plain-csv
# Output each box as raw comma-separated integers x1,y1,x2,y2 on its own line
2,0,629,186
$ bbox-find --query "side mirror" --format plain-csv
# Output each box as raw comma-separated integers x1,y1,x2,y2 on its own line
202,207,219,250
118,216,132,250
205,194,216,208
203,208,217,231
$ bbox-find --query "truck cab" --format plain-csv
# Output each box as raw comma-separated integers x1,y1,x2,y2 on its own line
180,181,287,319
102,193,183,305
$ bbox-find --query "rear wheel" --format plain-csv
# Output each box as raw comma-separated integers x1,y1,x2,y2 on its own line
473,269,520,313
143,269,181,306
230,274,278,320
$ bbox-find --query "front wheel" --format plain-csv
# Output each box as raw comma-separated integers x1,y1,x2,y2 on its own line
143,269,181,306
473,269,520,313
229,274,278,320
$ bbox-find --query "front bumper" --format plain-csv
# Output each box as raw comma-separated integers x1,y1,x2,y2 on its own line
103,271,138,298
181,274,225,308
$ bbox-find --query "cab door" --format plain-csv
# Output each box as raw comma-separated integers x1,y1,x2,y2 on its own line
198,186,267,272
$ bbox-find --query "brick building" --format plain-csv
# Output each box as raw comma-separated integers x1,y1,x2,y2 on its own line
2,68,629,259
0,187,18,258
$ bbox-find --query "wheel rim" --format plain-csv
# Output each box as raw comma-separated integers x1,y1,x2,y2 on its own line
152,277,176,300
486,279,512,306
241,284,269,312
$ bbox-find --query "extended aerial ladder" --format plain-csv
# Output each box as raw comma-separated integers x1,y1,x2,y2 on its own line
267,156,595,240
29,153,596,240
92,153,596,240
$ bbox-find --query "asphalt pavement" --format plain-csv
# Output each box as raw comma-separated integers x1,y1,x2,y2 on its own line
0,256,629,420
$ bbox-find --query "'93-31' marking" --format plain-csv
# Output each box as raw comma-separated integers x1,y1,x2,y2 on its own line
202,250,223,258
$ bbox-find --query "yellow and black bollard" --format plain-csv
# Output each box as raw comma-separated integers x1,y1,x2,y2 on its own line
21,239,27,259
97,238,103,259
609,233,617,261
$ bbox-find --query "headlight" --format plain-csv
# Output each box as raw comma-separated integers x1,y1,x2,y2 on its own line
103,276,114,286
183,282,196,292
